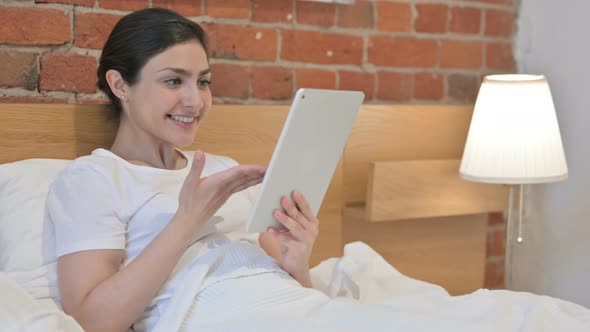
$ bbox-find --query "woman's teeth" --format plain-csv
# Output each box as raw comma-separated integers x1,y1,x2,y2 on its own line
170,115,195,123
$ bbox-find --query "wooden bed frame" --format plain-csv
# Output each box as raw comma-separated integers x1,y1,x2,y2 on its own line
0,103,508,295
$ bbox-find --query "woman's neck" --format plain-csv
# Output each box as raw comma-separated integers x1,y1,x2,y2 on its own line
110,118,186,170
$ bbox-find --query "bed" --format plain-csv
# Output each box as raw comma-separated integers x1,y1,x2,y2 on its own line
1,103,589,331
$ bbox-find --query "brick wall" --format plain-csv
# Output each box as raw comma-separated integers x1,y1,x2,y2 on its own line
0,0,514,288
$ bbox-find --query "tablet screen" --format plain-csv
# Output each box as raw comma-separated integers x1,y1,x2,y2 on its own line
245,88,364,233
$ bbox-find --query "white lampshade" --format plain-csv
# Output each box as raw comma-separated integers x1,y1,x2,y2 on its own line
460,74,568,184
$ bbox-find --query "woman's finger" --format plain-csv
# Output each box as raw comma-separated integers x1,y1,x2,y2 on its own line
281,196,308,228
211,167,265,196
232,175,265,193
212,165,266,185
292,191,318,225
201,172,264,214
273,209,305,240
184,151,206,186
226,170,265,193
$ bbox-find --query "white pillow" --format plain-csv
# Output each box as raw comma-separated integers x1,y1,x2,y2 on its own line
0,271,82,332
0,159,71,303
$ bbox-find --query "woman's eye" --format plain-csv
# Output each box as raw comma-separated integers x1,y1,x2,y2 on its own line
198,79,211,89
165,78,182,86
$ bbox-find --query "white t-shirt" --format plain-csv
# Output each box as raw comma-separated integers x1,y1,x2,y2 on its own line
45,148,262,330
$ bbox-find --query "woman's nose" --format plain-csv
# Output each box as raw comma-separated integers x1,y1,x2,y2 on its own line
183,84,204,109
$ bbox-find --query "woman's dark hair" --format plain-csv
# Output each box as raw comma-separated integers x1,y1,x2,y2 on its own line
97,8,208,115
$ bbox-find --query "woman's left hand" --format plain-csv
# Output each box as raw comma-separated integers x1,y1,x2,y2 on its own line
267,191,319,287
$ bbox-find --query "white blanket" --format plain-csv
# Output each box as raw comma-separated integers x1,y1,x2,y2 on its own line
153,242,590,332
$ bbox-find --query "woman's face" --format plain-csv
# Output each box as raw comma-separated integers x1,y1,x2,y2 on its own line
124,40,212,147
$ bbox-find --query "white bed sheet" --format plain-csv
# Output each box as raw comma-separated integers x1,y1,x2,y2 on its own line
0,272,82,332
154,242,590,332
4,241,589,332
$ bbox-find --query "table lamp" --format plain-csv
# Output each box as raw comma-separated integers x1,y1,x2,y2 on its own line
459,74,568,287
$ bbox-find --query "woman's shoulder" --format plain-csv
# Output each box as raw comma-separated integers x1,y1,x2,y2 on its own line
66,151,121,174
51,150,126,189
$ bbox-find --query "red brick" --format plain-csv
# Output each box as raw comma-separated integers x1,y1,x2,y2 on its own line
486,231,493,257
415,4,448,33
375,2,411,32
487,228,506,257
484,261,504,289
448,74,479,103
339,71,374,100
295,69,336,90
210,64,250,99
251,67,293,100
75,13,121,49
485,9,514,37
487,42,515,70
0,8,70,46
206,0,248,18
40,54,97,93
201,23,217,55
282,30,363,65
209,25,277,61
441,40,483,69
451,7,481,34
368,36,438,68
488,212,505,226
414,73,443,100
252,0,294,23
99,0,148,11
35,0,95,6
338,0,373,29
377,72,413,101
0,96,68,104
153,0,202,16
0,51,38,91
296,2,336,27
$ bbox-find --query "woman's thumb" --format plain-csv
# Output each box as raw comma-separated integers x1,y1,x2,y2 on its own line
188,150,205,180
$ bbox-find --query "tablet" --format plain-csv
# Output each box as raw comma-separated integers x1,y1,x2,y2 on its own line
245,88,365,233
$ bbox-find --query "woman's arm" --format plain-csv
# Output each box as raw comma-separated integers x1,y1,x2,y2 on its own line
58,152,266,332
58,212,196,332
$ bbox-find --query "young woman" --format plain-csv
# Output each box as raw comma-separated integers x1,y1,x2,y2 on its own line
46,8,320,332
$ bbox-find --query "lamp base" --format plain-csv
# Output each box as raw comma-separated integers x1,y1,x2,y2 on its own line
505,184,525,289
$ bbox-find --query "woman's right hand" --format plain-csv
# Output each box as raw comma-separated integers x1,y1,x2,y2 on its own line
178,151,266,234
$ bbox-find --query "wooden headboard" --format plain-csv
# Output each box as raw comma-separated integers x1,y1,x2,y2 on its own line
0,103,508,295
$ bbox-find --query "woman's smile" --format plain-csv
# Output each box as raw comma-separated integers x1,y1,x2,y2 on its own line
167,114,200,129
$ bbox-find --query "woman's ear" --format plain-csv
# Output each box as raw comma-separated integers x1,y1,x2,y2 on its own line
105,69,128,101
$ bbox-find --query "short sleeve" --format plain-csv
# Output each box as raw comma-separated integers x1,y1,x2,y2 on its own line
46,166,126,257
